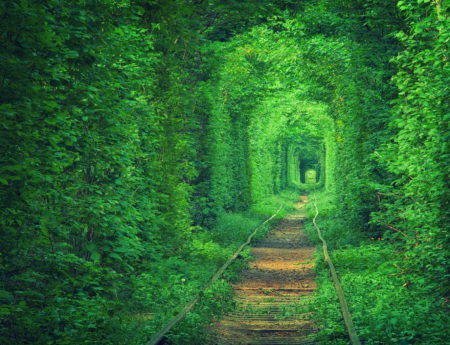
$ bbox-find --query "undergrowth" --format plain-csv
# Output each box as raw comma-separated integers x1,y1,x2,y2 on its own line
305,191,449,345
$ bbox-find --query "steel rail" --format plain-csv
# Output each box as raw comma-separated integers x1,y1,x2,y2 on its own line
312,192,361,345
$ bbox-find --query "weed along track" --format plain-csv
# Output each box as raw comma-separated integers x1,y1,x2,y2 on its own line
212,196,317,345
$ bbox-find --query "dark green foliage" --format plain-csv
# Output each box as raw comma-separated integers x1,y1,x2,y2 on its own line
1,1,163,343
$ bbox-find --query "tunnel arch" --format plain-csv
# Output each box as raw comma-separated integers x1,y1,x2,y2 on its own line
277,102,336,193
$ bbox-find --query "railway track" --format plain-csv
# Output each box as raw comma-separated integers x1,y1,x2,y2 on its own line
147,194,360,345
211,197,317,345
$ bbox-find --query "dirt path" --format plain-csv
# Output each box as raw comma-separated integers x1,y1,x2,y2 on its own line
212,196,317,345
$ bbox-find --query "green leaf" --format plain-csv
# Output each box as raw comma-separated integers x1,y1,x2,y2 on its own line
64,50,79,59
91,251,101,262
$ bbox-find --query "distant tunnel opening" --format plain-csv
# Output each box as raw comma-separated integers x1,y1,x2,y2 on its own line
285,140,325,189
299,158,320,184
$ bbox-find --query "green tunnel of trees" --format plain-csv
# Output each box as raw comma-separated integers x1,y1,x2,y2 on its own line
0,0,448,344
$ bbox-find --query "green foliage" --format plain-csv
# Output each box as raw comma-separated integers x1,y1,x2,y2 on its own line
313,242,450,344
250,190,298,218
310,192,449,344
210,213,261,247
0,0,448,344
372,0,449,287
167,279,235,345
205,24,337,209
0,0,164,343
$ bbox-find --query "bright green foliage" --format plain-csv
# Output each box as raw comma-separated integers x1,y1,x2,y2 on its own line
206,24,336,209
373,0,449,287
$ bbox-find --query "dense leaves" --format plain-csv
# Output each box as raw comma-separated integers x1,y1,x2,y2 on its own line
373,0,449,286
1,1,162,343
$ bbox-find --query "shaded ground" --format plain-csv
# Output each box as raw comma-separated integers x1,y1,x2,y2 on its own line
211,196,317,345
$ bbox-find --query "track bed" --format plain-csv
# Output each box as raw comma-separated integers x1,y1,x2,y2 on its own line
212,197,317,345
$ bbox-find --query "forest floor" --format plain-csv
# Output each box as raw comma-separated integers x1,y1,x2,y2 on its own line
211,196,318,345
